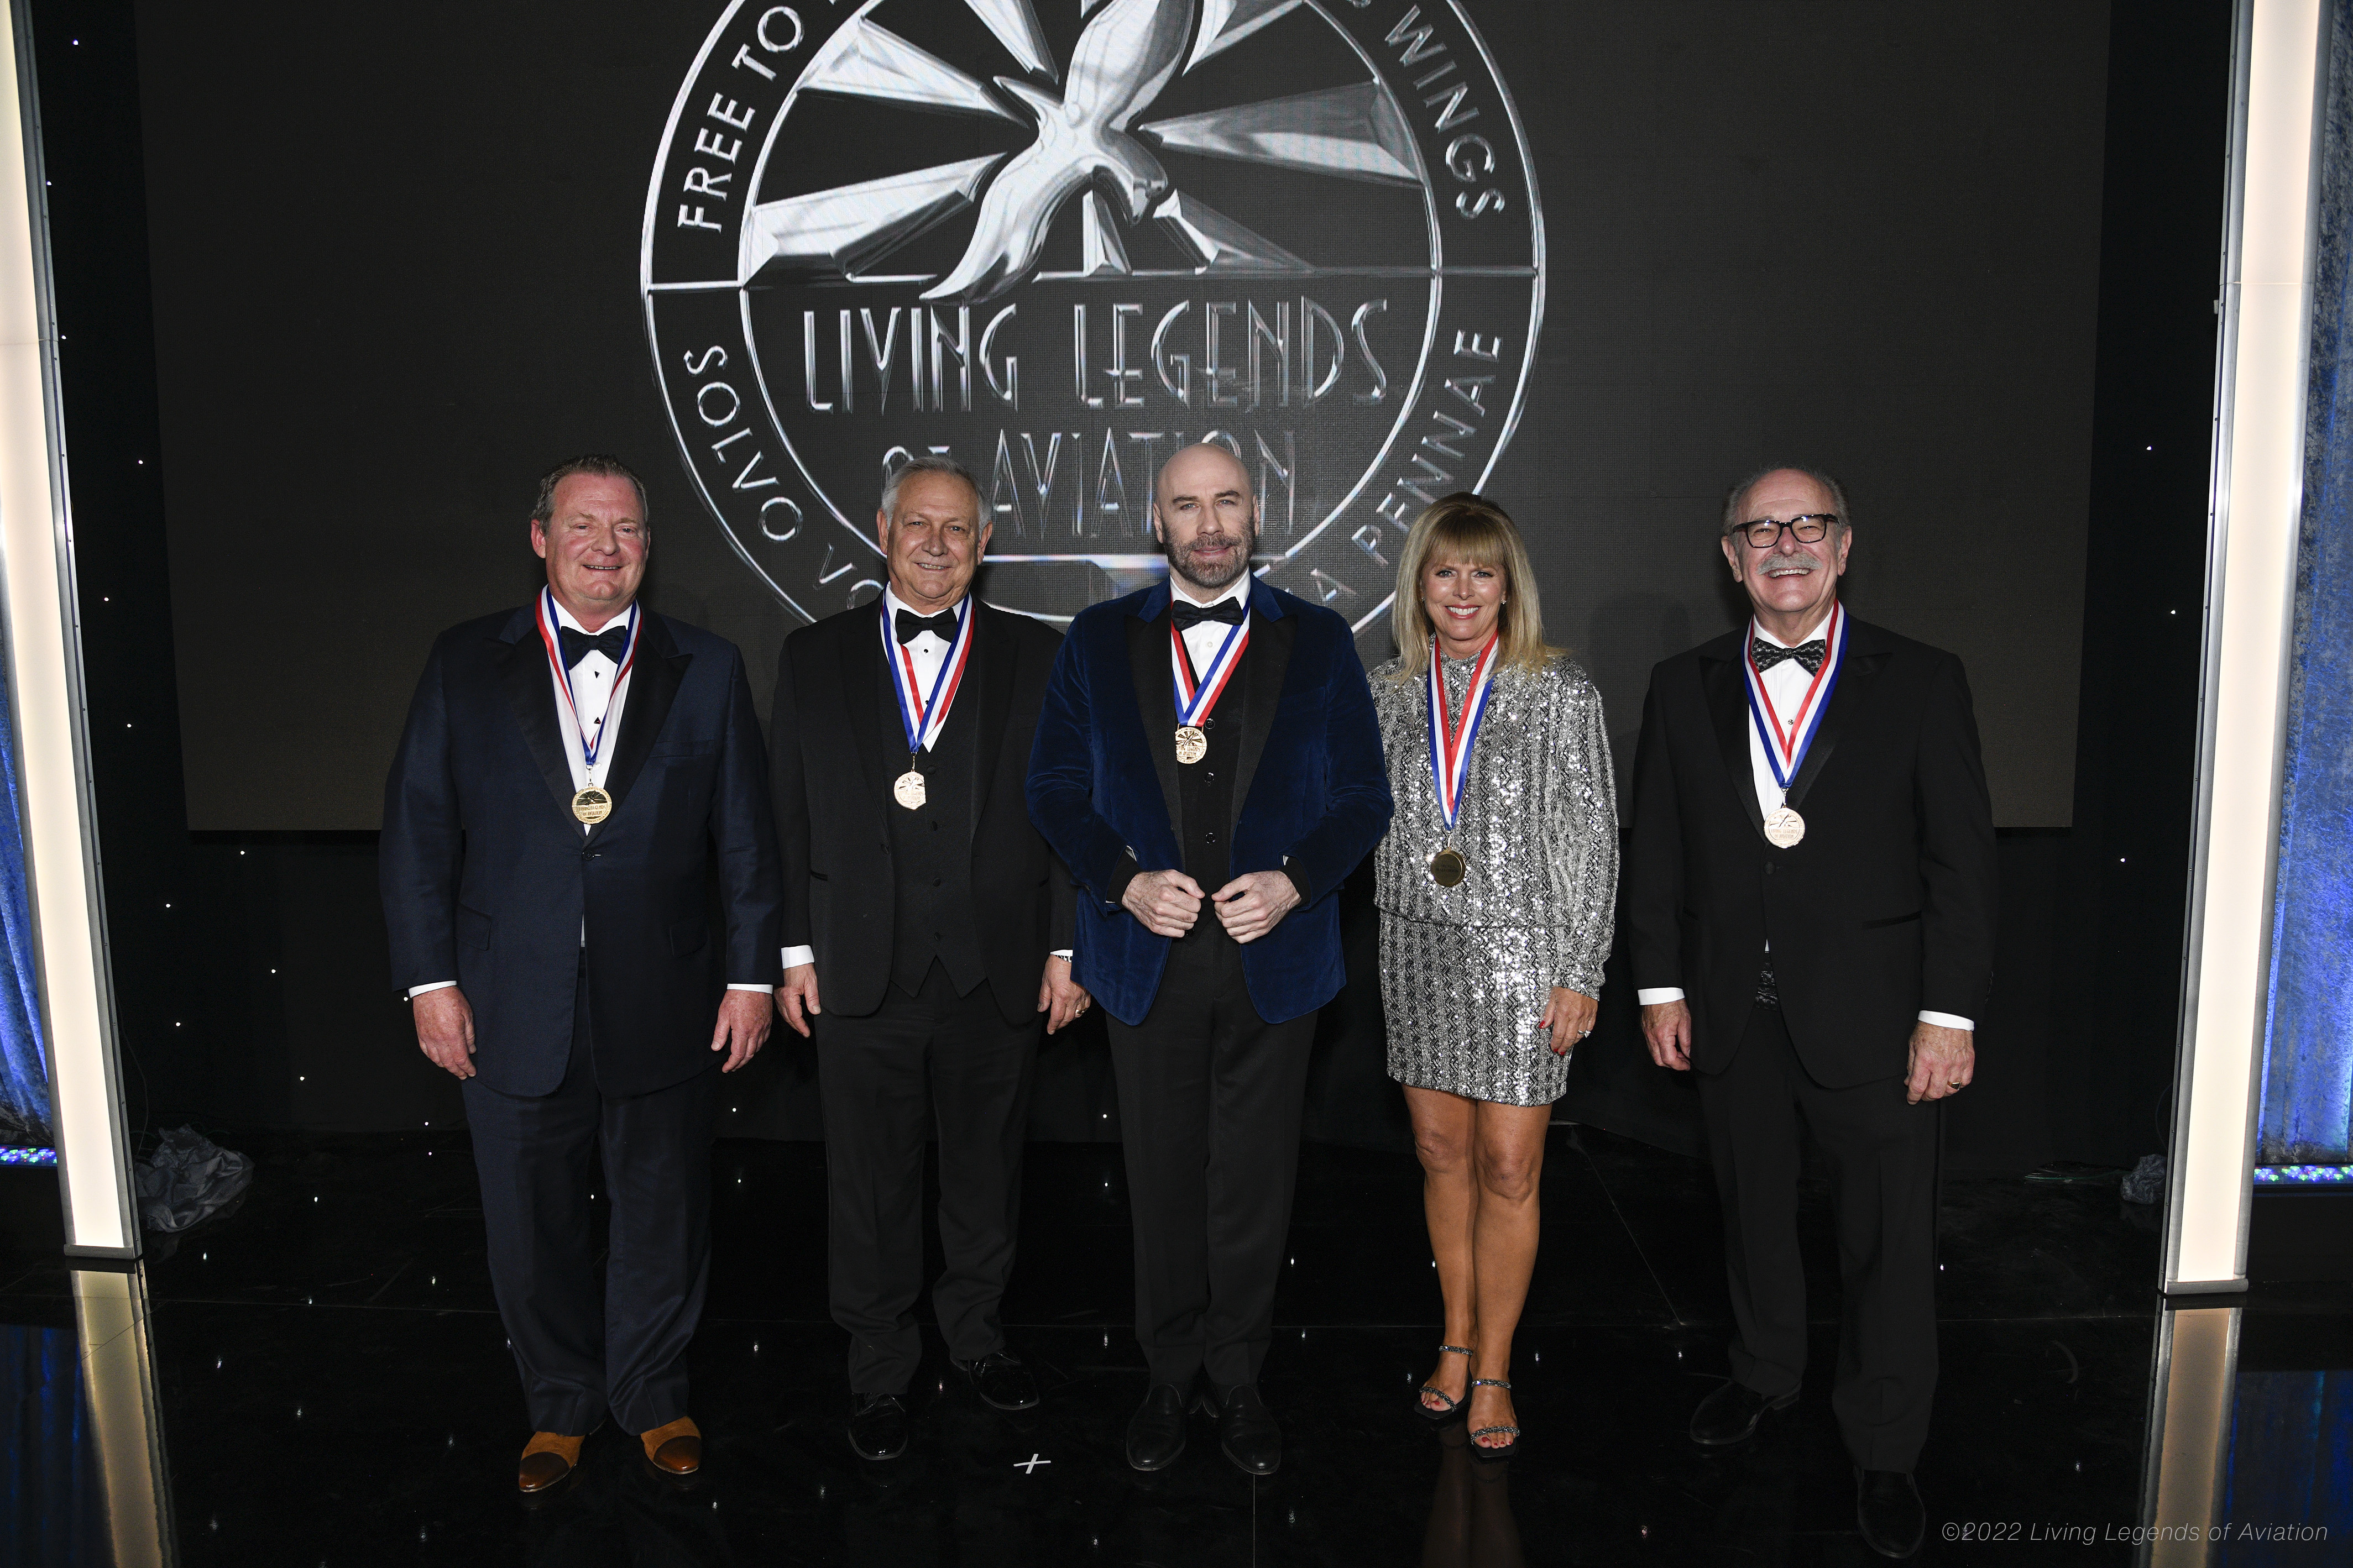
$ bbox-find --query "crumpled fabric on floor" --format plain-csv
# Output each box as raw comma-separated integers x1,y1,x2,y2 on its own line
134,1126,253,1233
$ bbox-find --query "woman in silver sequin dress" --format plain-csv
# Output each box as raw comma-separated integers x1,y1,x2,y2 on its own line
1371,494,1618,1458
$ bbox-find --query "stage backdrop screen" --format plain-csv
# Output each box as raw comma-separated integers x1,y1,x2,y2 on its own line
135,1,2108,830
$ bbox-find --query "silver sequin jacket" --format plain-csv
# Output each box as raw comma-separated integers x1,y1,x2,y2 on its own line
1369,651,1620,995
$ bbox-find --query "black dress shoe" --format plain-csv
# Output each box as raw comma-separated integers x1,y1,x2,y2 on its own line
953,1351,1040,1412
1689,1380,1797,1446
1126,1382,1191,1472
1857,1468,1925,1559
847,1392,909,1462
1200,1383,1282,1476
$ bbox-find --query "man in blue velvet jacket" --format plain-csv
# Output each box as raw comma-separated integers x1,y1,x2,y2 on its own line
1027,443,1392,1477
381,456,781,1494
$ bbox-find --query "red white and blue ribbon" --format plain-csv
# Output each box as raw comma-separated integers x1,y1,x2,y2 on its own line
1742,602,1848,792
534,588,639,771
880,595,975,753
1426,634,1499,831
1171,610,1249,731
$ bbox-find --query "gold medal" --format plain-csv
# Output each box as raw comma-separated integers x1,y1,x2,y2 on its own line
571,786,611,825
1763,805,1806,848
1174,725,1207,765
1428,847,1468,887
893,770,927,810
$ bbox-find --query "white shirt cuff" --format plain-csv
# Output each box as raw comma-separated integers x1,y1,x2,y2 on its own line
726,982,775,994
1917,1010,1974,1031
1636,988,1685,1005
1050,949,1073,961
407,980,458,999
781,945,814,969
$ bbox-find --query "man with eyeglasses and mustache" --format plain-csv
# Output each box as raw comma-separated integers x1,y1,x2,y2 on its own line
1625,466,1996,1560
1027,442,1391,1477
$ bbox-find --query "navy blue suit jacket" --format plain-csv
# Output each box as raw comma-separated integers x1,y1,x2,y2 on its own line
380,606,783,1098
1026,579,1392,1027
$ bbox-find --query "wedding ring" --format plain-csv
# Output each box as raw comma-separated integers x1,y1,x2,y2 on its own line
1947,1081,1962,1089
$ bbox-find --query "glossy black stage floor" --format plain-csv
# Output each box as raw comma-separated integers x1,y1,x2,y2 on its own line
4,1126,2346,1565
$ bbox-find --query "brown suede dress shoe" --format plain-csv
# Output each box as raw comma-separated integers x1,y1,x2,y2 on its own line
640,1415,702,1476
518,1431,584,1493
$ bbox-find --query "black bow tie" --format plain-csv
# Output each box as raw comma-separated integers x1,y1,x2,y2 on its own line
1750,636,1827,676
557,622,630,669
895,607,960,645
1171,597,1246,631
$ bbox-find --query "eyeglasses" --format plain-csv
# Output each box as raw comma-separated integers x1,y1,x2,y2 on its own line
1728,513,1839,549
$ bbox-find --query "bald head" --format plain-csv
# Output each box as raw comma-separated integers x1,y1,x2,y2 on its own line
1153,443,1258,596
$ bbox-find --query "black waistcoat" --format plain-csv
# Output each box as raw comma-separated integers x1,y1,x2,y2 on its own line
880,665,986,996
1175,638,1246,936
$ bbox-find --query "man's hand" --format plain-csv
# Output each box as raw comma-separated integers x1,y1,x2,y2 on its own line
412,988,477,1080
1641,999,1692,1071
1905,1021,1974,1104
713,988,773,1073
775,963,822,1038
1037,955,1091,1034
1211,870,1301,945
1123,869,1206,938
1537,987,1598,1057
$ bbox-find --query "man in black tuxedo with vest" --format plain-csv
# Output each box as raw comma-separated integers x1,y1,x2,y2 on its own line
1627,466,1996,1560
768,454,1087,1462
381,455,781,1493
1027,443,1392,1477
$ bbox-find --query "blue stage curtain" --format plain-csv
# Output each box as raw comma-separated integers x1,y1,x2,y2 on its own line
2218,1368,2353,1562
0,1323,106,1566
2265,1,2353,1167
0,638,50,1143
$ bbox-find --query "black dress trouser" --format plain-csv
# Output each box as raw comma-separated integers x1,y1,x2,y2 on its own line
815,960,1040,1395
462,964,719,1436
1105,929,1319,1393
1695,1000,1942,1471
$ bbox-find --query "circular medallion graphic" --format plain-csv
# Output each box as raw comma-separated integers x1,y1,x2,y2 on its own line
643,0,1542,635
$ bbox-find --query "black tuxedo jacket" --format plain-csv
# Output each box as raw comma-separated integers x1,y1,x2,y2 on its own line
1625,613,1998,1086
379,606,783,1098
769,598,1074,1025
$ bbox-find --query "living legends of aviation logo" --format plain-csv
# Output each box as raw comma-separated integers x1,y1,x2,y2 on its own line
642,0,1542,636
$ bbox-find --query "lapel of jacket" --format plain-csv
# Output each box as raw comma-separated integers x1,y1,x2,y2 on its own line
1230,579,1293,829
1126,581,1183,838
494,606,586,824
1700,633,1772,848
846,600,894,796
588,609,688,844
969,601,1012,829
1784,612,1889,810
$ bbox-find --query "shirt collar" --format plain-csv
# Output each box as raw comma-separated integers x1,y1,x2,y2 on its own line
882,584,969,629
1750,602,1837,649
545,590,636,638
1168,573,1253,614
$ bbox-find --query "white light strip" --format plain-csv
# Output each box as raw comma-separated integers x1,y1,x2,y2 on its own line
74,1268,175,1564
2166,0,2326,1293
2138,1305,2241,1559
0,3,136,1255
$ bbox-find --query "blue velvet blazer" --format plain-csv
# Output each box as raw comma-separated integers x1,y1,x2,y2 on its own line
1026,579,1392,1026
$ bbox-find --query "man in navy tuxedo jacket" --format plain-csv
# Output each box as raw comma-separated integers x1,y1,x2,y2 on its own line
1028,443,1392,1477
380,456,781,1494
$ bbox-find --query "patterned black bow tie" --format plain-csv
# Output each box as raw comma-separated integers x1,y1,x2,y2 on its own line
895,607,959,644
1750,637,1827,675
557,622,630,669
1171,597,1246,631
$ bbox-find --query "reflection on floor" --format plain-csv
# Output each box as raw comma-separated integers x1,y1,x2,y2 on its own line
1,1126,2345,1565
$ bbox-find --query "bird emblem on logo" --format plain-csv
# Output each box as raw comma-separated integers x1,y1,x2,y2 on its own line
926,0,1192,302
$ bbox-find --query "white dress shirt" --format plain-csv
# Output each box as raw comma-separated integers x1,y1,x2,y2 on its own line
412,597,770,999
1171,573,1253,680
780,589,1070,972
1636,612,1973,1032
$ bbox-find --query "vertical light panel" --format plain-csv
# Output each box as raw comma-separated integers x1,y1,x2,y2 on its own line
2167,0,2329,1294
2138,1304,2242,1565
0,3,137,1254
74,1267,176,1565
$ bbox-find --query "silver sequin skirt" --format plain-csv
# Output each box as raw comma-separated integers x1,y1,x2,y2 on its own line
1379,914,1573,1107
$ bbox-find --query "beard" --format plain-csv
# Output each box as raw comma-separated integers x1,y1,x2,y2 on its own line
1164,519,1257,592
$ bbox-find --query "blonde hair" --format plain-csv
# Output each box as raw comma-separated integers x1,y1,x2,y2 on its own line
1388,492,1554,677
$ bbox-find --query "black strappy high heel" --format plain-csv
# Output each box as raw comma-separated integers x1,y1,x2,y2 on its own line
1416,1345,1474,1422
1467,1377,1521,1461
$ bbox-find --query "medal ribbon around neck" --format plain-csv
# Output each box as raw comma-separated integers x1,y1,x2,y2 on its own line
881,595,975,754
1426,634,1500,832
1170,602,1249,731
534,589,640,773
1742,601,1848,792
